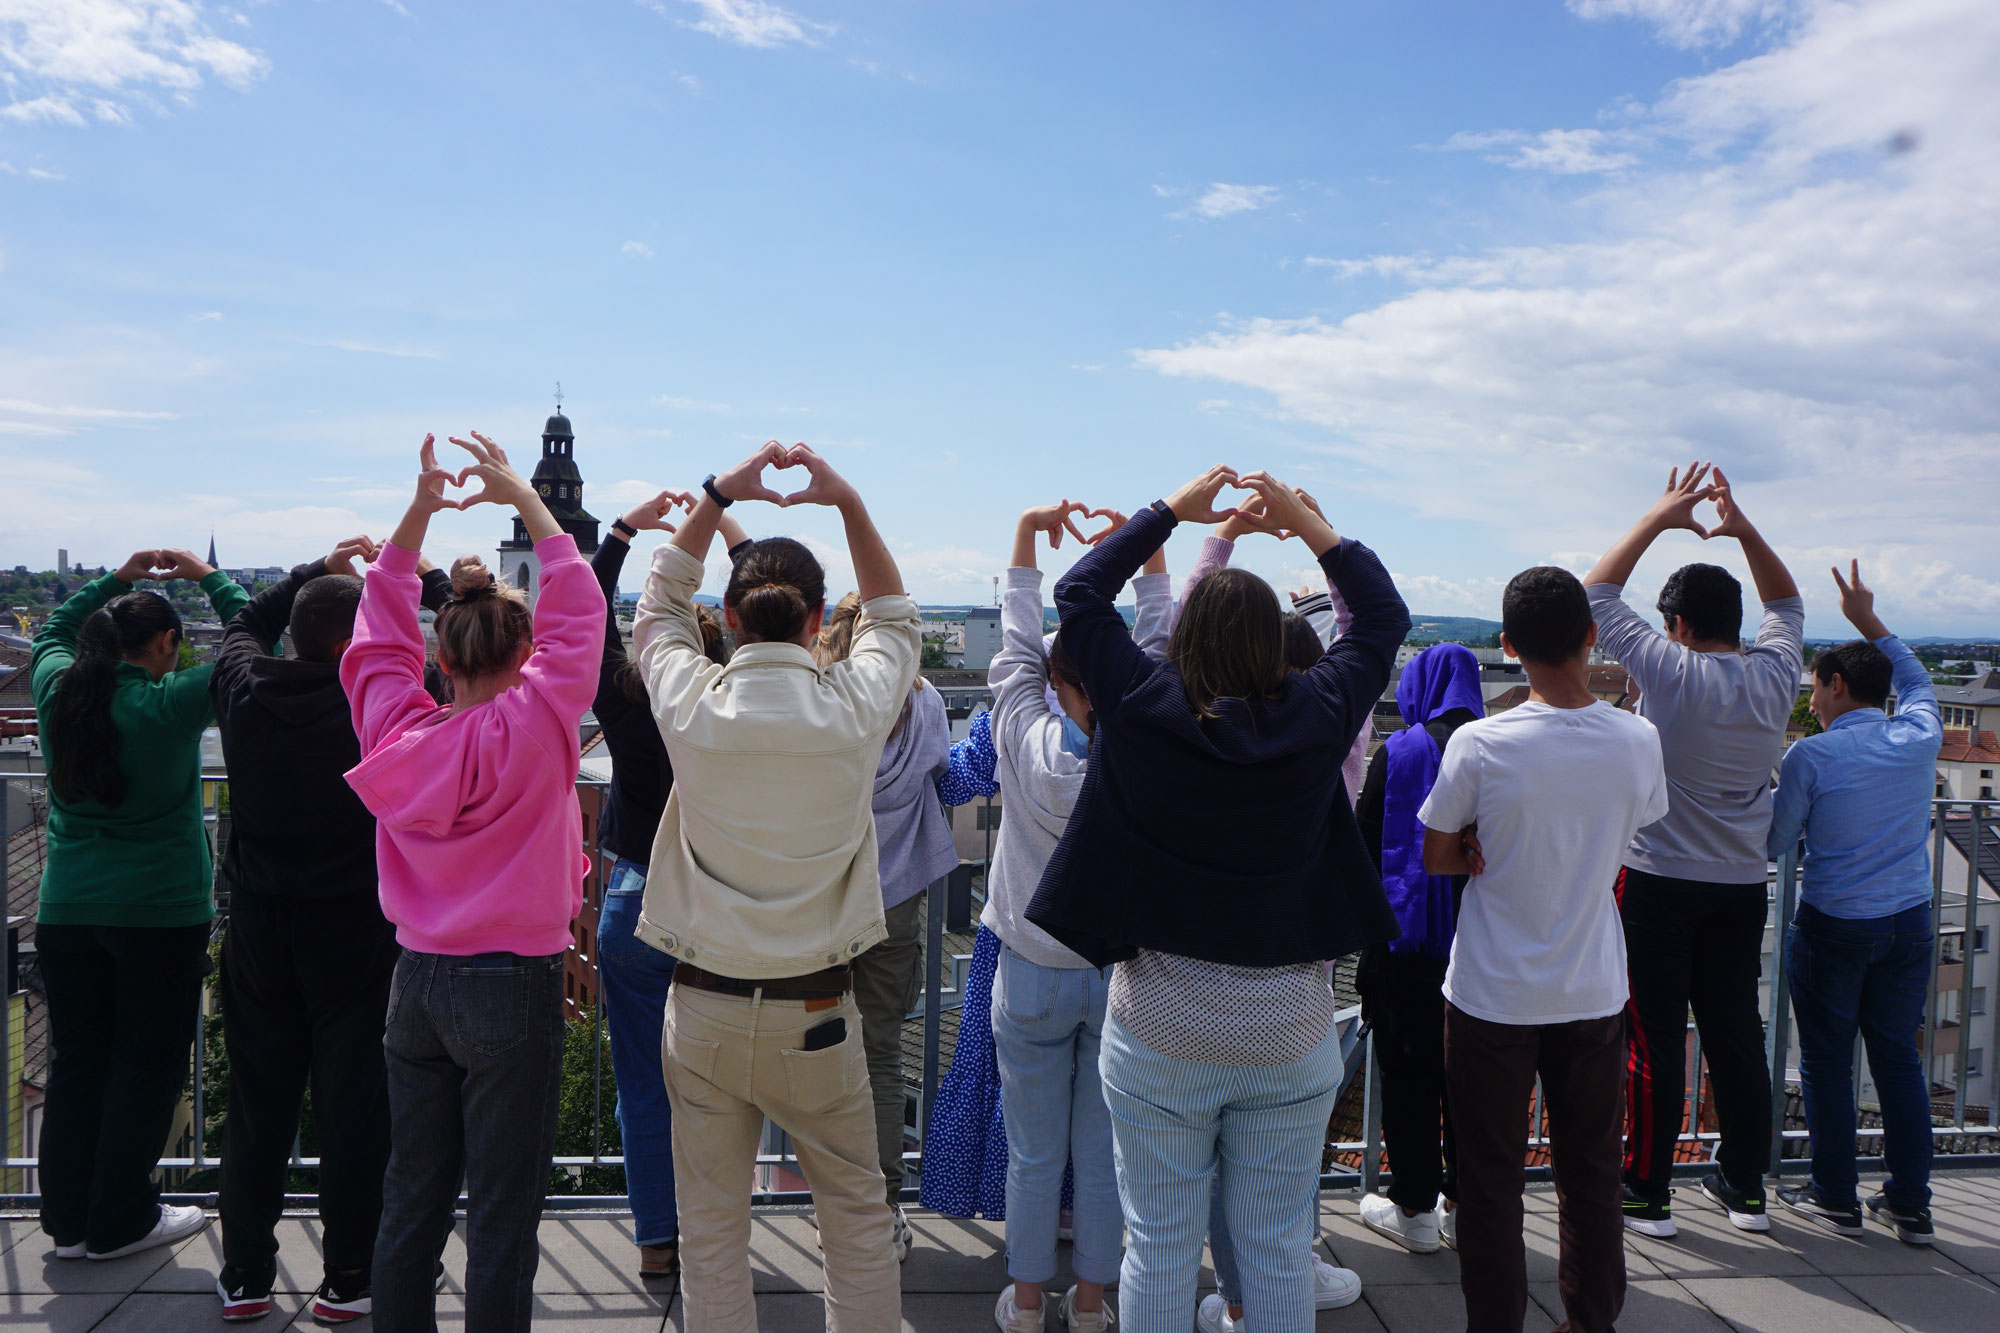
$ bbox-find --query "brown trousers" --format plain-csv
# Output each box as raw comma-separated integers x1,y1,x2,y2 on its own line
1444,1004,1627,1333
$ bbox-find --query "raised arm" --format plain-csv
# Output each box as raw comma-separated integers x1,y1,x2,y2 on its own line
992,503,1089,745
28,551,162,703
938,708,1001,806
1703,467,1799,605
213,537,373,698
596,490,695,704
1834,560,1938,734
781,444,904,601
1583,462,1716,590
150,546,248,732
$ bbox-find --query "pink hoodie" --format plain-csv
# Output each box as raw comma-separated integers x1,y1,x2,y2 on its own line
341,534,604,956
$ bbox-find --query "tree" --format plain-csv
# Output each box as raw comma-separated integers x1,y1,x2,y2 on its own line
551,1005,627,1195
1791,694,1822,739
919,642,948,669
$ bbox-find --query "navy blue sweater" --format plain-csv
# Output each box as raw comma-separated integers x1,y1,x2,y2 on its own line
1024,504,1410,968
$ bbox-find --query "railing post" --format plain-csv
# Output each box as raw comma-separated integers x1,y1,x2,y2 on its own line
1925,813,1948,1083
1767,843,1800,1176
1359,1031,1382,1197
1956,805,1982,1129
919,875,947,1148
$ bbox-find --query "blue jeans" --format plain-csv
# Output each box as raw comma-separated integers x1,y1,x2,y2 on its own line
1101,1013,1341,1333
989,946,1122,1286
1787,900,1934,1211
599,860,680,1246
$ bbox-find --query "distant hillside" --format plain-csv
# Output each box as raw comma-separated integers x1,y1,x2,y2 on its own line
1406,615,1502,645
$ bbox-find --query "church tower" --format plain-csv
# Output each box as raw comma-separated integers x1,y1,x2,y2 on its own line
496,399,600,604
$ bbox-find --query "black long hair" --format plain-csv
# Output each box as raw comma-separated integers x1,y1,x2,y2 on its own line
48,591,183,808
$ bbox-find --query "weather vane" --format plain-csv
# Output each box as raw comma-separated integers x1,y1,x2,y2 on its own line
554,380,563,412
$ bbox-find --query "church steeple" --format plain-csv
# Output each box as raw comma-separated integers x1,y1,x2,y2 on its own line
499,396,600,560
207,531,218,569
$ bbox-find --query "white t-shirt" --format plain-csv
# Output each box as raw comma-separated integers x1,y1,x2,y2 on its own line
1419,700,1669,1026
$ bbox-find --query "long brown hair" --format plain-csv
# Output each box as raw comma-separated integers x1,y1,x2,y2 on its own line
435,556,532,680
48,591,183,808
617,604,727,703
1168,567,1289,719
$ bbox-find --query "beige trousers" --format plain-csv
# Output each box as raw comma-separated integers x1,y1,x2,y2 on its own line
663,983,901,1333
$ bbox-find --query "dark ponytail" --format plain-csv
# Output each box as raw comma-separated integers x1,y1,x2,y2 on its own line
49,592,184,808
725,538,825,644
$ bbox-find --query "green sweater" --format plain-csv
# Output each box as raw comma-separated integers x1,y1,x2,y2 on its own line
31,571,249,928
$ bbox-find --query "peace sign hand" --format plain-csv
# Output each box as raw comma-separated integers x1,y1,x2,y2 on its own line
1831,559,1890,641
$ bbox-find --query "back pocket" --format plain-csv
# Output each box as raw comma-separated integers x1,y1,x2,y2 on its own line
782,1035,863,1116
447,966,531,1058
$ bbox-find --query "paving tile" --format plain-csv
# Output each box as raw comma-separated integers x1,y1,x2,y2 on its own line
533,1217,672,1295
1621,1206,1818,1279
1928,1188,2000,1277
0,1224,44,1260
1318,1206,1461,1287
0,1233,184,1294
1676,1275,1902,1331
901,1212,1013,1293
1775,1209,1985,1277
1835,1271,2000,1332
141,1217,326,1293
0,1292,127,1331
90,1291,312,1330
434,1292,671,1329
1530,1278,1728,1331
1363,1281,1555,1332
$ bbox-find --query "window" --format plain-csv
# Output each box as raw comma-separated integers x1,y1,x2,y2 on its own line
1968,1049,1985,1077
1973,986,1988,1017
1983,769,1995,779
1978,926,1992,954
1984,786,1995,799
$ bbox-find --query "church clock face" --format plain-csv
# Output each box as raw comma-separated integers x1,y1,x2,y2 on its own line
539,484,551,497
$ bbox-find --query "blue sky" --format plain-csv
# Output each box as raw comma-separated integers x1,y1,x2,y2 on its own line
3,1,1996,636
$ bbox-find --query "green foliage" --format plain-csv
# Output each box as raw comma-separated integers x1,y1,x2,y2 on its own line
177,638,199,672
551,1005,627,1196
1791,694,1822,739
919,641,948,669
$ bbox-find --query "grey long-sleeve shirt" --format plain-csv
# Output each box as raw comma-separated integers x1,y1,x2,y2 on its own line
1587,584,1805,884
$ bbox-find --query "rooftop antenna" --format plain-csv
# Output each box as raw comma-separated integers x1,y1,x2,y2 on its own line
554,380,563,412
993,575,999,608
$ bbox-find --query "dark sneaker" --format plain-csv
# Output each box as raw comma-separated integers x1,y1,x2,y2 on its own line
1777,1183,1863,1236
1865,1193,1935,1245
1698,1172,1771,1233
217,1268,274,1322
639,1240,679,1280
311,1271,372,1325
1622,1184,1676,1238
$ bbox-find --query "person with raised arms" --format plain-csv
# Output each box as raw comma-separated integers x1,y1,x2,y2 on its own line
343,432,604,1333
632,442,919,1333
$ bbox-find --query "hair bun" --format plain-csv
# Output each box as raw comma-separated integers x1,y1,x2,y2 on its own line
449,555,496,599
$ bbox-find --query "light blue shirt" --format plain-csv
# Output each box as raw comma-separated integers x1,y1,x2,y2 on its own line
1767,637,1943,918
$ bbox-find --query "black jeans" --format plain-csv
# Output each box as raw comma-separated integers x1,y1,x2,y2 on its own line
1358,944,1456,1212
373,949,565,1333
37,921,212,1253
218,893,400,1283
1616,868,1772,1200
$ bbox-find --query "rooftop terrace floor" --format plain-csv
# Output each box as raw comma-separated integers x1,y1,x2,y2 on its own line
2,1170,1996,1330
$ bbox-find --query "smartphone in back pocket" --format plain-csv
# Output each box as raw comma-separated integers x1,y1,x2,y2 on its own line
800,1017,846,1052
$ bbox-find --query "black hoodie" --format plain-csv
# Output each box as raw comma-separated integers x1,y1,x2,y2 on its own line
209,558,451,901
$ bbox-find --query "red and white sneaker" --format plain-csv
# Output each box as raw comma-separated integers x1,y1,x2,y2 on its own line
216,1272,274,1322
310,1273,372,1325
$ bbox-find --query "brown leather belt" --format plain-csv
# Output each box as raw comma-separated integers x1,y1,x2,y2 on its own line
673,963,853,1003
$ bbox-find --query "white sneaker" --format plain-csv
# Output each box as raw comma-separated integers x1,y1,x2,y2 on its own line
995,1286,1047,1332
52,1242,86,1260
890,1207,913,1263
1195,1294,1243,1333
1440,1206,1457,1250
1057,1285,1114,1330
1358,1191,1441,1254
86,1204,208,1260
1311,1252,1362,1308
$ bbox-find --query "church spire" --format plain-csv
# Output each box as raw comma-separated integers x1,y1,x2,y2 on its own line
208,531,218,569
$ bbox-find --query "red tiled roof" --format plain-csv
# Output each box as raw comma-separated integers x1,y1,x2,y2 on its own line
1940,729,2000,764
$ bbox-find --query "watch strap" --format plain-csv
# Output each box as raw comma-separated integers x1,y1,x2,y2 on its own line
703,474,735,509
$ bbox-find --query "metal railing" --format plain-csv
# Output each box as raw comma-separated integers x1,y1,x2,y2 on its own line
1,774,1997,1212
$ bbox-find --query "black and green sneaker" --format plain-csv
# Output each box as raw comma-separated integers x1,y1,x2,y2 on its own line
1864,1193,1934,1245
1698,1172,1770,1233
1621,1183,1676,1238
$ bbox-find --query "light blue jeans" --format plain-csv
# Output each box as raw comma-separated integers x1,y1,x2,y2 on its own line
597,860,678,1247
1100,1013,1342,1333
989,945,1123,1286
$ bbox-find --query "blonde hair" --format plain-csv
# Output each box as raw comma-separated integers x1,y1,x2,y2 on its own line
811,592,865,668
436,555,532,680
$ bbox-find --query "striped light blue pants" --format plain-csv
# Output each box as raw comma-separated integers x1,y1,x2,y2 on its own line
1099,1013,1342,1333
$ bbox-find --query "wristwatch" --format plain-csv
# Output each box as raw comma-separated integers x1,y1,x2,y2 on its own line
611,517,639,539
1150,499,1176,522
702,474,734,509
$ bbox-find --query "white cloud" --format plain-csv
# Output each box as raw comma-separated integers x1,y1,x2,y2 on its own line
190,309,221,320
652,393,732,412
1138,0,2000,632
0,396,176,420
1182,183,1278,220
1568,0,1805,49
668,0,830,49
0,158,61,178
1442,128,1640,174
0,1,267,125
309,339,442,360
620,239,654,258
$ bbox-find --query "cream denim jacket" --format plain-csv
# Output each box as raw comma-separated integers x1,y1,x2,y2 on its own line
631,544,921,979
